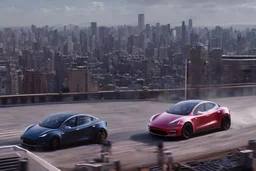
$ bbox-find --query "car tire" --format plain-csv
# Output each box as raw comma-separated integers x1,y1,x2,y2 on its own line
95,130,107,144
181,123,193,139
49,137,60,150
221,116,231,130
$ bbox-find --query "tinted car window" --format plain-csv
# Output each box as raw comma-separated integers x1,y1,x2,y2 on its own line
205,103,216,111
77,116,92,126
64,117,77,128
193,104,205,115
39,115,69,129
166,101,199,115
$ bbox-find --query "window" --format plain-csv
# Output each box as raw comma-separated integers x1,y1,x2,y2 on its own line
193,104,205,115
205,103,216,111
77,116,92,126
64,117,77,128
166,101,199,115
39,115,69,129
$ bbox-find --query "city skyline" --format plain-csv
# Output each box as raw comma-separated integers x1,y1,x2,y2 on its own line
1,0,256,27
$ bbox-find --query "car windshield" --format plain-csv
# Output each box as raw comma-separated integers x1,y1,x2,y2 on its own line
39,115,69,129
166,101,199,115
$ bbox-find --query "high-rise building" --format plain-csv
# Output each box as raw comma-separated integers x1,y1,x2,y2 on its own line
80,30,88,53
67,68,91,92
189,19,193,30
10,69,23,95
99,26,106,47
0,64,7,95
182,21,186,46
209,49,223,84
91,22,97,39
21,70,48,94
67,36,74,53
188,43,209,87
138,14,145,32
54,52,67,92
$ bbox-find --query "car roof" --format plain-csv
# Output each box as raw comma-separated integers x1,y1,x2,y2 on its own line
176,100,215,105
178,100,204,104
49,112,93,120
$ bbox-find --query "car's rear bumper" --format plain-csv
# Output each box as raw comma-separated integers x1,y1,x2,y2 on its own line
148,125,182,137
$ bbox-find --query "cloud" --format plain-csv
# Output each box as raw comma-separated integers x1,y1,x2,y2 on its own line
0,0,256,27
92,1,104,9
126,0,169,6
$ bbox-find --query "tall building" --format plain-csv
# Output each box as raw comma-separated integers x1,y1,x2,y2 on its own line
182,21,186,46
0,61,11,95
67,36,74,53
54,52,67,92
189,19,193,30
99,26,106,47
67,68,92,92
188,42,209,87
80,30,88,53
21,70,48,94
209,48,223,84
138,14,145,32
10,69,22,94
91,22,97,39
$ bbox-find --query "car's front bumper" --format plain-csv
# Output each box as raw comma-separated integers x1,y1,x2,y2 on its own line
148,125,182,137
20,136,49,149
21,142,44,148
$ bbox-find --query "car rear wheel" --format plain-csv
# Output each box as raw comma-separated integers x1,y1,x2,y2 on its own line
221,116,231,130
181,123,193,139
50,137,59,150
95,130,107,144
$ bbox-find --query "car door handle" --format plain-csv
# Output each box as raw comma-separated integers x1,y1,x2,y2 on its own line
92,125,95,128
76,128,80,130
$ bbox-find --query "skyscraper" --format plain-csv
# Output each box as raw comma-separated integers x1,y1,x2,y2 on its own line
91,22,97,39
189,19,193,30
182,21,186,46
138,14,145,32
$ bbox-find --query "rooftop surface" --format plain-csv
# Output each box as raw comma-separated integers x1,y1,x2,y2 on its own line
0,96,255,170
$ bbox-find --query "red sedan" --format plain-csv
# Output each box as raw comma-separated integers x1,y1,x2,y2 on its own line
148,100,231,139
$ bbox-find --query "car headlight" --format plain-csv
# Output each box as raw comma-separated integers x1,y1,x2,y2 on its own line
23,127,29,133
149,116,155,123
39,134,47,138
23,125,33,133
168,121,180,126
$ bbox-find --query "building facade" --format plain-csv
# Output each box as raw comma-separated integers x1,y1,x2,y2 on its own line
67,68,92,92
188,44,256,86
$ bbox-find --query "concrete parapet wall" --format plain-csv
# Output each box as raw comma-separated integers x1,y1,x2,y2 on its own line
1,84,256,106
0,145,60,171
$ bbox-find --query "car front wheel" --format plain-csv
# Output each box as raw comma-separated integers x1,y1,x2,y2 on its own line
181,123,193,139
49,137,60,150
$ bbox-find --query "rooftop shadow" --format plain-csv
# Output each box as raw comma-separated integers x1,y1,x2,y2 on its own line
130,128,225,146
130,132,181,146
22,140,95,153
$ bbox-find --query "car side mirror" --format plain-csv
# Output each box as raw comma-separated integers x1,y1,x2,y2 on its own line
197,111,204,115
63,126,71,129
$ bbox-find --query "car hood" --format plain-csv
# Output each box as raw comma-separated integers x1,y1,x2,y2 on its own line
23,124,54,137
151,112,184,127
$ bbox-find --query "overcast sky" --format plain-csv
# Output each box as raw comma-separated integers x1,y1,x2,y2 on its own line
0,0,255,27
